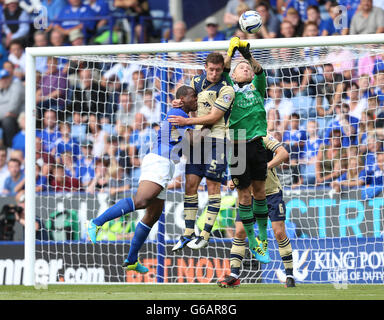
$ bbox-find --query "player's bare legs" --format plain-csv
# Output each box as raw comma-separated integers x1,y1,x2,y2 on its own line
272,220,295,287
140,198,165,227
134,180,163,212
185,174,202,196
134,180,165,229
90,180,162,231
271,220,287,242
88,179,165,273
251,180,266,201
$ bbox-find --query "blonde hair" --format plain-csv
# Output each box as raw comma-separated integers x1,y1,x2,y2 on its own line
231,60,252,76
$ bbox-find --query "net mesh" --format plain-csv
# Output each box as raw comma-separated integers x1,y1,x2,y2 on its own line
32,43,384,284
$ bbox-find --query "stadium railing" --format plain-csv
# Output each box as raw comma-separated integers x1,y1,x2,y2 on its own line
0,14,173,44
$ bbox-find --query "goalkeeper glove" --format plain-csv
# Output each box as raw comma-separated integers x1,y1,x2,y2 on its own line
238,40,252,59
227,37,240,57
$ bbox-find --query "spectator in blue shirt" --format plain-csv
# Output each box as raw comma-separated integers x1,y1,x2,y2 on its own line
32,30,49,74
85,0,110,34
324,103,359,147
53,122,81,163
35,0,66,32
284,0,319,22
203,16,226,41
338,0,360,26
283,113,306,163
70,111,87,142
11,111,25,156
373,55,384,76
373,70,384,107
129,112,148,158
53,0,96,43
8,163,49,195
331,155,365,193
320,2,349,36
364,133,383,171
77,140,96,188
198,16,226,61
0,43,8,68
299,120,322,185
305,4,324,35
284,7,304,36
35,163,48,193
40,0,66,22
59,150,81,180
2,158,24,196
359,151,384,199
36,109,62,154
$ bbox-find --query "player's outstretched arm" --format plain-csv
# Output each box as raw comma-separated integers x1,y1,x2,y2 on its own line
225,36,240,70
168,107,225,126
238,40,263,74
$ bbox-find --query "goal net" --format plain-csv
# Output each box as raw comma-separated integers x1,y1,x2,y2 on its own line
24,36,384,285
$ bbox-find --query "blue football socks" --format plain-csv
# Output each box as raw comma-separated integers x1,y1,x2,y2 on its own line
126,221,152,264
93,197,135,226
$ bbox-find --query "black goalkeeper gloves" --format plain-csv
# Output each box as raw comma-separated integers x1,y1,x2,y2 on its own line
238,40,252,59
227,37,252,59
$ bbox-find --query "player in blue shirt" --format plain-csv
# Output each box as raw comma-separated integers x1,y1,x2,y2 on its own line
87,85,197,273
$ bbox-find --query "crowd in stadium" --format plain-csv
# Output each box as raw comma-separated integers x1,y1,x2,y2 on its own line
0,0,383,203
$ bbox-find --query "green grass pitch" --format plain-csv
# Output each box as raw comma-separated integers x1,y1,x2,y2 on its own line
1,284,383,300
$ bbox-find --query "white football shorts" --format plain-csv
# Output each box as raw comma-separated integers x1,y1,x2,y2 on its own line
138,153,176,200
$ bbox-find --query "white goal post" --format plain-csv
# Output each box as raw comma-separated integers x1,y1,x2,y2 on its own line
24,33,384,286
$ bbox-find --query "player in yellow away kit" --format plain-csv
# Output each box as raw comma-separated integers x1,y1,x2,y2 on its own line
218,134,296,288
169,52,235,251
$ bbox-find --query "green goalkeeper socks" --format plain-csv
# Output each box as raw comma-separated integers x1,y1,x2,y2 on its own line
238,203,258,249
252,198,268,241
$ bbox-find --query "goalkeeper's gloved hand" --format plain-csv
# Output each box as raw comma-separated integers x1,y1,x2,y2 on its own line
238,40,252,59
227,37,240,57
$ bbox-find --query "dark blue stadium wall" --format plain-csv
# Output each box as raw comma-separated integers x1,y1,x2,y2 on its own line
182,0,227,28
148,0,169,12
148,0,228,29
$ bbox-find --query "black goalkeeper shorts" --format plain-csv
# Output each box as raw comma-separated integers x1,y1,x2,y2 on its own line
230,137,268,189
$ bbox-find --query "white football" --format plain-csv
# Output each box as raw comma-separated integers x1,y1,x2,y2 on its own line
239,10,263,34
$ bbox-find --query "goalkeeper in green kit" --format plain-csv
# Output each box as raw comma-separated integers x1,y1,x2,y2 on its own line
225,36,270,264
